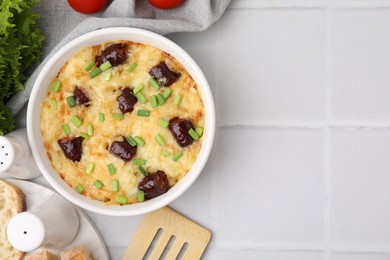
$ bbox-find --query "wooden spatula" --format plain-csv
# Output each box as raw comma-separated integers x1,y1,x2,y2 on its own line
123,207,211,260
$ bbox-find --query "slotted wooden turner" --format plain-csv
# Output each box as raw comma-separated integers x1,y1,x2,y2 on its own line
123,207,211,260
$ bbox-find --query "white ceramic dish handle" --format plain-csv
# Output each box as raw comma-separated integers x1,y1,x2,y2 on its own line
0,128,40,179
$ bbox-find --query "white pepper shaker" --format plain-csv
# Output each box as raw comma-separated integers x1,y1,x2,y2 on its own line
0,128,40,179
7,195,79,252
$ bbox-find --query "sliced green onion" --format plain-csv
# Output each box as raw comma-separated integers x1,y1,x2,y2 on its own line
112,113,124,120
112,180,119,192
158,118,169,128
162,88,172,99
172,152,183,161
155,134,166,146
66,96,76,108
135,92,147,104
85,61,95,72
62,124,71,136
50,100,57,110
188,128,200,141
104,72,111,81
79,132,89,139
100,61,112,72
196,127,204,137
89,67,102,78
87,124,93,136
162,150,171,157
137,190,145,202
86,162,95,174
52,80,61,93
71,115,82,127
107,163,116,175
99,113,105,122
133,84,144,94
75,184,84,193
133,159,147,165
150,95,158,108
125,136,137,147
138,165,147,176
116,195,127,204
134,136,145,147
157,94,166,105
93,179,104,189
149,78,160,90
174,94,182,105
127,63,137,72
137,109,150,117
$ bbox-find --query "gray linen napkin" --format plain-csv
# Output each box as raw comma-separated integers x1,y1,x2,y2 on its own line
8,0,230,116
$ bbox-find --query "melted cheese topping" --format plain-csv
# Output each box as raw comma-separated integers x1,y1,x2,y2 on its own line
40,41,205,204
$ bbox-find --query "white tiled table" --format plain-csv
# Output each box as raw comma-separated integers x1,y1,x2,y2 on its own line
16,0,390,259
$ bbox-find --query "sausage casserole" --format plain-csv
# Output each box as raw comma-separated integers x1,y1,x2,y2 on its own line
40,41,205,205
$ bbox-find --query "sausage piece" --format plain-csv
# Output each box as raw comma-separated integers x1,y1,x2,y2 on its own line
117,88,137,114
58,137,83,162
96,43,128,67
169,117,195,147
109,137,137,162
73,86,90,106
138,171,170,200
149,62,181,87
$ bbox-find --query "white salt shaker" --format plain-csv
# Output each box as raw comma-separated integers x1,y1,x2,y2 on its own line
0,128,40,179
7,196,79,252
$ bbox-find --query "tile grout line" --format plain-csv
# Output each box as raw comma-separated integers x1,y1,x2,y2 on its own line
209,244,325,251
228,0,390,9
324,4,333,260
207,243,390,253
217,124,390,130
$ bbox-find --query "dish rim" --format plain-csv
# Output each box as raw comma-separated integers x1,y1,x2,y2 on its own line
27,27,215,216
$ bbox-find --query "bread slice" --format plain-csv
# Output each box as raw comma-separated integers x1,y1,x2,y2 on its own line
25,250,59,260
61,246,93,260
0,179,26,260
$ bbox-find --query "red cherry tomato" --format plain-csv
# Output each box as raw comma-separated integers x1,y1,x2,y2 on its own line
67,0,108,14
148,0,184,9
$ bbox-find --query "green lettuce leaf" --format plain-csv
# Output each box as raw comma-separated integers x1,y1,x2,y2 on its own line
0,0,45,135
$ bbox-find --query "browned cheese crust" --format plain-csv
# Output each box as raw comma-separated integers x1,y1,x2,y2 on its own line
40,41,205,205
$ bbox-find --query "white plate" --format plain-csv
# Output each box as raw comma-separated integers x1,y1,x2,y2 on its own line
8,179,110,260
